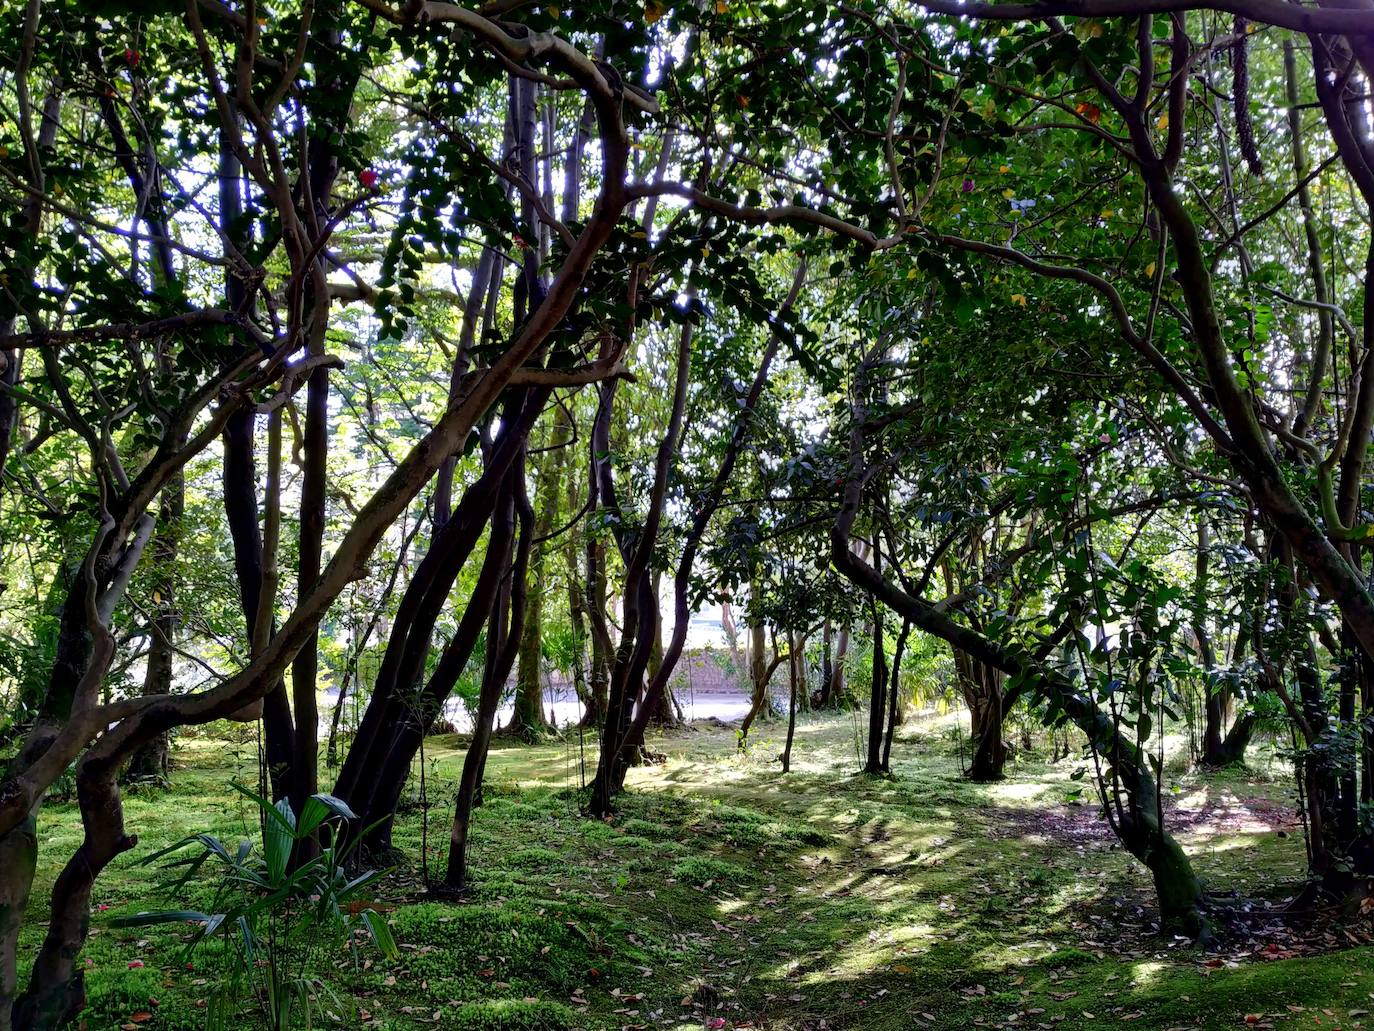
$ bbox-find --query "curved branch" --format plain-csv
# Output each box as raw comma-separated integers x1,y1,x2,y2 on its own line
913,0,1374,35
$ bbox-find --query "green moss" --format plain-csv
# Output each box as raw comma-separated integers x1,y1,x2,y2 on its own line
669,855,751,887
608,834,655,850
506,846,563,870
576,820,616,842
619,818,674,839
1041,947,1100,968
443,999,584,1030
17,714,1372,1031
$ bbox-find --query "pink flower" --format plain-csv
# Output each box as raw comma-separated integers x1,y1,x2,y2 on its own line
127,960,145,969
707,1020,727,1029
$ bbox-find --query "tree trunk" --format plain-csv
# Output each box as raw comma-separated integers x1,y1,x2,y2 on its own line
358,470,519,854
15,750,135,1030
722,601,747,686
953,646,1007,780
445,464,529,889
832,492,1209,938
337,390,549,848
818,619,833,707
780,632,801,773
289,357,328,850
583,530,612,729
508,412,565,741
502,75,552,745
823,625,851,708
739,642,787,747
0,732,49,1031
122,465,183,786
882,620,911,772
865,586,887,774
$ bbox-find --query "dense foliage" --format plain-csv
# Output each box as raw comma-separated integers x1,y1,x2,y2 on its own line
5,0,1374,1025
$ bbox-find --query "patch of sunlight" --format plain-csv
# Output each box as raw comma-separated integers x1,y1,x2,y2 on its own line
1132,960,1165,989
1175,785,1211,810
982,781,1051,803
716,897,748,915
885,922,938,948
966,939,1049,972
1042,881,1098,915
1182,832,1266,853
798,946,892,983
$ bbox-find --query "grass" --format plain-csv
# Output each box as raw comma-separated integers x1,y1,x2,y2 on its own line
17,711,1374,1030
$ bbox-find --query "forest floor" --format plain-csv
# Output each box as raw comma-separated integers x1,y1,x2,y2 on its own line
22,708,1374,1030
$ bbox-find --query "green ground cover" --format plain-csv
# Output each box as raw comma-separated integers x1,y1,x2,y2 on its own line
24,712,1372,1030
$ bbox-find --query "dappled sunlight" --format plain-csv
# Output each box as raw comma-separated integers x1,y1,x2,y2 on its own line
981,780,1058,805
1132,960,1166,989
32,710,1368,1031
1182,831,1275,854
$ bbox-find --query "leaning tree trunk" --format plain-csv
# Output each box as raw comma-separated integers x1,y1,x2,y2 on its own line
337,388,550,852
605,271,802,793
832,469,1208,938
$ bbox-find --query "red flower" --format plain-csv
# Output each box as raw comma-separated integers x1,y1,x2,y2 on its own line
127,960,145,969
359,169,380,190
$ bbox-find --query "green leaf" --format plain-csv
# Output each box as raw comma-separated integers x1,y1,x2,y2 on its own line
265,798,297,884
361,909,399,959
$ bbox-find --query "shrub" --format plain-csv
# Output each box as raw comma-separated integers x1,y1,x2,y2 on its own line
116,785,397,1030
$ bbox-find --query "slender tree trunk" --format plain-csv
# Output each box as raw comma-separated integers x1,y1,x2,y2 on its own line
865,588,887,774
337,390,548,845
223,409,294,798
882,620,910,772
565,472,594,722
508,413,562,741
825,625,851,708
445,461,530,888
817,619,833,707
739,641,788,747
609,267,803,786
360,473,519,853
14,752,133,1031
290,357,328,843
122,475,183,785
1194,516,1244,768
780,632,801,772
722,601,747,687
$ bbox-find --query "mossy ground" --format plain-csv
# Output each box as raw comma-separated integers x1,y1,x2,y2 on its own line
18,711,1374,1030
